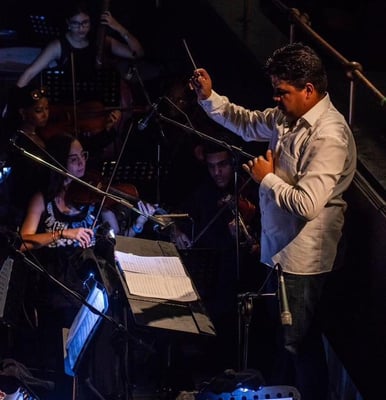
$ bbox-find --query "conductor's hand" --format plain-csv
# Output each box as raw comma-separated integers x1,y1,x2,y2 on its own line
189,68,212,100
242,149,274,183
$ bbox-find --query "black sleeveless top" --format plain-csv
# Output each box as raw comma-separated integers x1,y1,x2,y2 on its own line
33,198,99,312
40,198,97,248
57,36,98,83
45,36,103,104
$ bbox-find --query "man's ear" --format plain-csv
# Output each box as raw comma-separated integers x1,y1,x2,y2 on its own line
305,83,314,95
304,83,315,99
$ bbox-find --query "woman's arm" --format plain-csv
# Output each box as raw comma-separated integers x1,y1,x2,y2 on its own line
20,192,52,250
16,40,61,88
20,192,94,250
101,11,144,59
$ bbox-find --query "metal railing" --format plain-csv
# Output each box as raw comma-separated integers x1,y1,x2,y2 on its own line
271,0,386,128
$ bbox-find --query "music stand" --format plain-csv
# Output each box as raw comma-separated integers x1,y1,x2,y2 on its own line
114,236,215,336
64,280,109,378
114,236,216,398
42,67,121,106
29,15,60,45
101,160,171,201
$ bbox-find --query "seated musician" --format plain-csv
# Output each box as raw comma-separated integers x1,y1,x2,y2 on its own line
16,0,145,146
171,136,261,372
17,132,127,399
2,84,124,231
2,85,50,230
3,83,158,237
16,0,143,90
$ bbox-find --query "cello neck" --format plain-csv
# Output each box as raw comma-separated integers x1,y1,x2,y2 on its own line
95,0,110,69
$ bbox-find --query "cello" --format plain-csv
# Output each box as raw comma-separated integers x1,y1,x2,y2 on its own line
95,0,110,69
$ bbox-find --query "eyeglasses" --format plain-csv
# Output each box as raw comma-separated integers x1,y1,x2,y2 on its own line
69,19,90,29
30,87,47,101
67,151,88,164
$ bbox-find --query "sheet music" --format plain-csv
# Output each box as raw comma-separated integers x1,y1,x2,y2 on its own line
64,283,108,376
0,257,13,318
115,251,197,302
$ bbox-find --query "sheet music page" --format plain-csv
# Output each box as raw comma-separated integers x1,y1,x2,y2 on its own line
115,251,197,302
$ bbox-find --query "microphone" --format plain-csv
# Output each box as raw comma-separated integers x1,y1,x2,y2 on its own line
137,97,163,131
277,263,292,326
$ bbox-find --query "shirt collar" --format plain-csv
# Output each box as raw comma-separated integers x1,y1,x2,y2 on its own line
299,92,330,127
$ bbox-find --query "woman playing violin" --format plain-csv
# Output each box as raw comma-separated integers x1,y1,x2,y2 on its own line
18,132,128,398
20,133,100,250
2,84,124,231
19,132,154,250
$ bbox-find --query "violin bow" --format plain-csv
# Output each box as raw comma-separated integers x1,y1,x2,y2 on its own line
191,177,253,246
91,121,170,230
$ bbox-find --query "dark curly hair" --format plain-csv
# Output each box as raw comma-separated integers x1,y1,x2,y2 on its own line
264,42,328,93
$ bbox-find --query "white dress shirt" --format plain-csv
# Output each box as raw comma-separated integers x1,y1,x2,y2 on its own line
199,91,357,274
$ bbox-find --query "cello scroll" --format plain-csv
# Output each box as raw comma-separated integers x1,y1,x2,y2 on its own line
95,0,110,69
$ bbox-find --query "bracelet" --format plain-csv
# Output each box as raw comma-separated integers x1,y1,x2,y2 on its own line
132,224,143,234
51,229,58,243
60,228,64,239
121,30,129,40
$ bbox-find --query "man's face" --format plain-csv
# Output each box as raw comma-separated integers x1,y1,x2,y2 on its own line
271,76,308,121
205,151,233,189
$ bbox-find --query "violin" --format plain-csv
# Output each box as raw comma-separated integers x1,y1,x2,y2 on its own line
40,101,124,140
218,193,257,225
217,192,259,253
65,169,139,209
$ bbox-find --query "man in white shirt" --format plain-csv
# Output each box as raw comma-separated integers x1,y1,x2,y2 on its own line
189,42,357,400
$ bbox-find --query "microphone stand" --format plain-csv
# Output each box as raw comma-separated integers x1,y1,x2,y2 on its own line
132,66,166,205
10,245,154,400
157,113,256,160
9,140,169,229
159,111,266,370
158,113,257,280
237,291,276,370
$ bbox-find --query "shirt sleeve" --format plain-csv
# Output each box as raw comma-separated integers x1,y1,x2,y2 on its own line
260,132,351,221
199,90,278,142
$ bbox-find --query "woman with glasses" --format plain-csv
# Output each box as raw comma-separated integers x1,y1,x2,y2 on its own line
16,0,144,90
17,132,125,398
2,83,123,230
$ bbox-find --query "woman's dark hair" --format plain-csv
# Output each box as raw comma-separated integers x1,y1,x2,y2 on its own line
3,85,48,133
45,133,77,199
65,0,91,20
264,42,328,93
